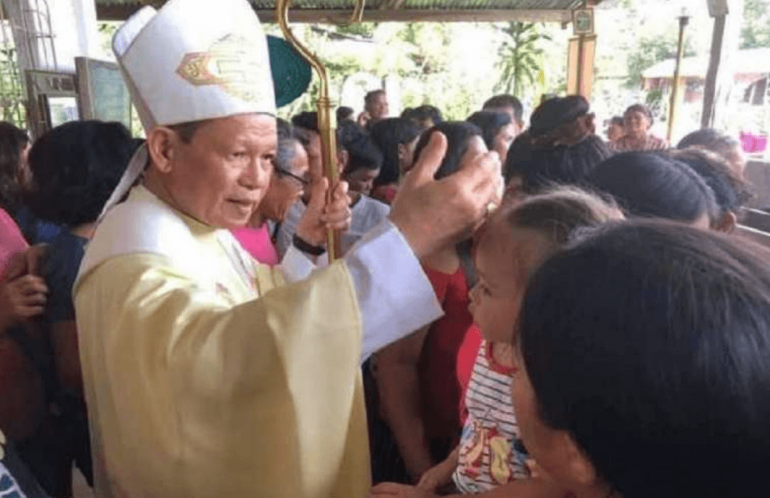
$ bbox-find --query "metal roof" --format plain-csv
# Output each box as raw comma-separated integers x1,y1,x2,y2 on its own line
96,0,596,23
643,48,770,80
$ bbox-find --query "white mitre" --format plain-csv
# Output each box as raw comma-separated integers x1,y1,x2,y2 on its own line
116,0,276,129
101,0,277,217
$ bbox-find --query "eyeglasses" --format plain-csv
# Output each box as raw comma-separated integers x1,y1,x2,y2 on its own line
275,166,310,187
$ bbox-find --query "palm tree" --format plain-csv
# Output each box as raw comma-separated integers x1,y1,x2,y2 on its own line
496,22,550,98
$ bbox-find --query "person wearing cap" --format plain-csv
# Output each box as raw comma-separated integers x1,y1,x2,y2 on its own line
72,1,501,498
503,95,610,194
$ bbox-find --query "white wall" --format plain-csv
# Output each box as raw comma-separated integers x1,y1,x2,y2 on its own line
5,0,101,73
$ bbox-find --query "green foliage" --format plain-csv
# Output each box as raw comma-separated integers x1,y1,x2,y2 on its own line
741,0,770,49
98,22,120,57
277,21,485,120
0,44,26,128
395,23,451,75
495,22,550,98
645,87,667,117
333,22,377,39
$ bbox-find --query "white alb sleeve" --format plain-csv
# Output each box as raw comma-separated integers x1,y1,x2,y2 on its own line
279,220,443,363
344,220,443,362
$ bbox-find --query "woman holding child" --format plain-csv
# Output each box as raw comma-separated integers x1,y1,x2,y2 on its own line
372,122,488,485
509,221,770,498
371,188,622,498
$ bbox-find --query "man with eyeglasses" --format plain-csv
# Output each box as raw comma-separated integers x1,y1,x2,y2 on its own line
277,113,348,257
232,133,314,265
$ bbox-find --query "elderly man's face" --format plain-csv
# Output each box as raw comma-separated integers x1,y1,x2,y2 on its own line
260,141,310,223
367,93,389,121
165,114,276,229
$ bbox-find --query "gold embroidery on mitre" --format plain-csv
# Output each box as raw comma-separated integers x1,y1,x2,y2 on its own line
176,34,270,103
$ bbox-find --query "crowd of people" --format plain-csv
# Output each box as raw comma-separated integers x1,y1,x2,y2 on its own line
0,1,769,497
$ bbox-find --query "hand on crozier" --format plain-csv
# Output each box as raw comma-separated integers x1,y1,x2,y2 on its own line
294,178,352,247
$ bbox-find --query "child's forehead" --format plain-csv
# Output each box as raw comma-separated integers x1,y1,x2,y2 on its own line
476,220,554,273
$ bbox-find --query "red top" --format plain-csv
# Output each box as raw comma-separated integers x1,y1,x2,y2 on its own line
0,208,27,277
419,266,479,447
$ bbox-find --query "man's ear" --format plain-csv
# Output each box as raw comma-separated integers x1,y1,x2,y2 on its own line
716,211,738,233
147,127,180,174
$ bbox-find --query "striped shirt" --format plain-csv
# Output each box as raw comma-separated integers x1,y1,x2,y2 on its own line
453,341,529,493
609,134,670,152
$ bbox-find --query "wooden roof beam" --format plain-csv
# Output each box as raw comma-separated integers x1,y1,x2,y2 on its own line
263,8,573,24
97,5,573,24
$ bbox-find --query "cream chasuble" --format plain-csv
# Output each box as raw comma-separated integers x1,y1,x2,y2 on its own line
75,186,423,498
79,1,443,496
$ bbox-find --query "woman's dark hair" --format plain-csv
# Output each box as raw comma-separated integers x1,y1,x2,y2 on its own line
669,148,752,215
518,220,770,498
677,128,741,160
467,111,513,152
413,121,483,180
414,122,484,284
0,121,29,212
624,103,653,124
339,121,383,175
610,116,624,127
587,151,717,223
291,113,345,154
505,134,611,192
503,187,621,245
483,94,524,124
336,106,354,123
504,95,604,191
291,111,319,133
24,121,137,227
370,118,422,186
411,105,443,126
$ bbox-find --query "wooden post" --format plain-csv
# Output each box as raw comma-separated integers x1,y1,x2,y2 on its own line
576,34,585,94
701,0,744,129
667,14,689,142
567,4,596,98
702,14,727,128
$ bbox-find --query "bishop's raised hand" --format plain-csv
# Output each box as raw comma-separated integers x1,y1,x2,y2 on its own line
389,132,502,259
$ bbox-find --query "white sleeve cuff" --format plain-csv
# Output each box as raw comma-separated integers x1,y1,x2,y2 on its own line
281,245,328,283
344,219,443,363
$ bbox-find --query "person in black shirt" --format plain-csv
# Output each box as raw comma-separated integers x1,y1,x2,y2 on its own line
17,121,137,498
